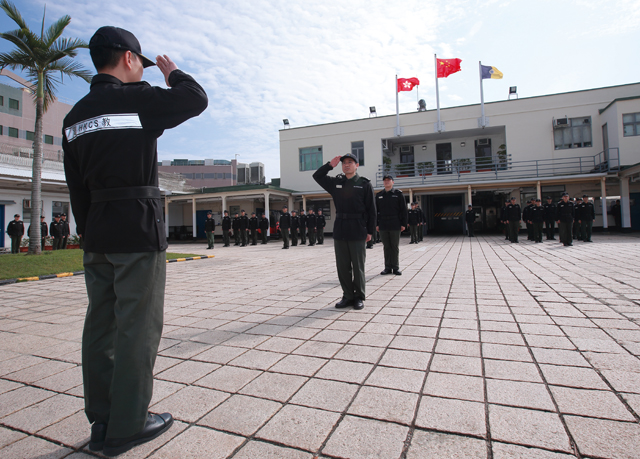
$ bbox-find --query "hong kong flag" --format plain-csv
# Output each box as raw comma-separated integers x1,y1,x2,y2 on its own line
436,58,462,78
397,77,420,92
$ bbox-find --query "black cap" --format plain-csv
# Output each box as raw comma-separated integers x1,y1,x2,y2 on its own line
14,214,19,218
207,211,212,215
241,209,245,212
510,197,516,200
251,212,255,215
292,210,297,213
282,205,288,209
54,213,61,218
562,192,569,197
340,153,359,163
382,174,394,181
224,210,228,214
61,213,67,217
89,26,156,68
535,198,541,202
582,194,589,198
546,196,552,199
468,204,472,207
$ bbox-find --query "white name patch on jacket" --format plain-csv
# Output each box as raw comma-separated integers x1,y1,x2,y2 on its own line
65,114,142,142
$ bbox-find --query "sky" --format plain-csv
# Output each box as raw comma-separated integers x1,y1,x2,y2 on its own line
1,0,639,181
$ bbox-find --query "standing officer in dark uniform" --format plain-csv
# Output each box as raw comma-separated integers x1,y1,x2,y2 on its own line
61,213,70,249
7,214,24,253
543,196,557,240
573,197,583,241
29,215,48,251
221,211,231,247
306,208,317,246
578,195,595,242
63,26,207,456
465,205,475,237
531,198,544,243
290,210,299,246
506,197,521,243
612,199,621,231
279,205,291,249
238,210,249,246
204,211,215,249
249,212,259,245
316,209,326,244
50,214,64,250
417,204,425,242
313,153,376,310
259,213,269,244
408,203,420,244
522,200,533,241
299,209,307,245
556,192,575,246
501,199,510,240
232,212,241,245
376,174,407,275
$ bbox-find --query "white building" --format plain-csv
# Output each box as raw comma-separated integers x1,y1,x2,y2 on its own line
279,82,640,234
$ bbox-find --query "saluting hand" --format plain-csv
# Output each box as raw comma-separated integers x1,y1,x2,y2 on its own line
330,156,342,168
156,55,179,87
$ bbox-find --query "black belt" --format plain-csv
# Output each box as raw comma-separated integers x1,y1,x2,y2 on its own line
336,213,364,219
91,186,161,203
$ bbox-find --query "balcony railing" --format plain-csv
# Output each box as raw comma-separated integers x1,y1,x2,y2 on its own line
377,149,619,187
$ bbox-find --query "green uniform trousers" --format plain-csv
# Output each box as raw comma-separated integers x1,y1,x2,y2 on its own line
559,221,573,245
308,229,316,245
261,229,268,244
281,229,290,248
317,229,324,244
334,238,367,301
10,236,21,254
380,230,400,271
223,230,230,246
82,251,166,439
580,220,593,242
409,225,419,243
533,222,543,242
251,229,258,245
508,220,520,242
206,231,214,248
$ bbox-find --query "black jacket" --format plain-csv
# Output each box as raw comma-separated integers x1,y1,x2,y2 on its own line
506,203,521,221
279,212,291,229
306,213,317,229
465,210,475,224
557,200,575,222
291,215,299,229
313,162,376,241
530,206,545,223
7,220,24,237
259,217,269,231
204,217,216,232
543,201,557,221
317,214,326,228
376,188,408,231
249,216,259,230
239,214,249,230
63,70,207,253
222,215,231,231
232,217,240,230
50,220,64,238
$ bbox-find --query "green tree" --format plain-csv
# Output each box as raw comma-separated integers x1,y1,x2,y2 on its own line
0,0,91,254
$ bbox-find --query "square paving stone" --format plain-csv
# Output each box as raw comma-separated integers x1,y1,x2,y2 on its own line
415,396,486,436
492,441,576,458
430,354,483,376
195,364,259,392
239,372,307,402
33,365,83,392
480,331,526,346
150,386,229,423
0,435,72,459
406,430,487,459
199,394,281,435
290,378,359,412
348,386,419,424
348,332,394,347
293,340,343,358
550,386,636,421
322,415,409,459
0,385,55,418
256,336,305,353
599,369,640,394
315,359,373,384
333,344,385,364
484,360,542,382
483,343,533,362
0,426,27,449
257,404,341,451
539,364,609,390
489,405,572,452
530,348,590,367
487,379,555,410
269,354,328,376
150,379,185,406
233,440,314,459
379,349,431,371
2,393,83,434
38,410,89,449
423,372,484,402
565,415,640,459
365,366,425,393
4,359,75,384
193,345,248,364
228,349,286,370
389,335,435,352
152,425,244,459
156,360,219,384
435,339,482,357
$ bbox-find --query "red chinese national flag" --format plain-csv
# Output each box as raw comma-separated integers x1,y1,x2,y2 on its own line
436,58,462,78
397,77,420,92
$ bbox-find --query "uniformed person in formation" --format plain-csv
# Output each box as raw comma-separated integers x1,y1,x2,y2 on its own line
61,213,70,249
316,209,326,244
417,204,425,241
232,212,241,245
7,214,24,253
407,203,420,244
239,210,249,246
306,208,317,246
299,209,307,245
556,192,575,246
259,213,269,244
63,26,207,456
506,197,521,243
29,215,48,251
50,214,64,250
290,210,299,246
376,174,407,275
465,205,475,237
204,211,215,249
543,196,557,240
577,194,595,242
313,153,376,310
522,200,533,241
612,199,621,231
500,199,510,240
279,206,291,249
573,197,583,241
249,212,259,245
221,211,232,247
530,198,544,243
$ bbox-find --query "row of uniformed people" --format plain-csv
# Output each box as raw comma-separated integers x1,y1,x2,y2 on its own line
278,206,327,248
6,213,72,253
205,210,270,248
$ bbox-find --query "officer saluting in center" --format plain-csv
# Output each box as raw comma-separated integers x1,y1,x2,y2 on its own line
313,153,376,310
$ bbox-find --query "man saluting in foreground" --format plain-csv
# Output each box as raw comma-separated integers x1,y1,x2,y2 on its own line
313,153,376,310
63,26,208,456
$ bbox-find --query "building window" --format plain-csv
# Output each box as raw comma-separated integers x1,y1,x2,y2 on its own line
623,113,640,137
0,95,3,106
203,173,215,179
8,127,18,138
553,117,592,149
26,131,35,141
0,125,3,135
9,98,19,110
299,146,323,172
351,141,364,166
44,135,54,144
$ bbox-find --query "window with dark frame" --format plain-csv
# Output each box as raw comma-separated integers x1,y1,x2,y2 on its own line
8,98,19,110
8,127,18,138
351,141,364,166
299,146,323,171
553,116,592,149
44,135,54,145
623,113,640,137
26,131,35,141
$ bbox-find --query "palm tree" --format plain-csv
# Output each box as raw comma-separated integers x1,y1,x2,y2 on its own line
0,0,91,254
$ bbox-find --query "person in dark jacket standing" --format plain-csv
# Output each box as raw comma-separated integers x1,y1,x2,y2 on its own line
28,215,48,251
306,208,317,246
50,214,64,250
299,209,307,245
280,206,291,249
238,210,249,247
506,197,521,243
556,193,575,246
232,213,241,245
573,197,583,241
530,199,545,243
501,199,510,240
7,214,24,254
204,211,215,249
612,199,621,231
417,205,425,241
290,210,299,246
376,175,407,275
249,212,259,245
543,196,557,240
313,153,376,310
465,205,475,237
578,195,595,242
317,208,326,244
221,211,231,247
408,203,420,244
522,200,533,241
61,213,70,249
63,27,207,456
259,213,269,244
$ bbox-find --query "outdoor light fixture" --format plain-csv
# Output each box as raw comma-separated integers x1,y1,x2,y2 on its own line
369,106,377,118
508,86,518,100
418,99,427,112
422,146,427,150
460,142,466,147
283,119,290,128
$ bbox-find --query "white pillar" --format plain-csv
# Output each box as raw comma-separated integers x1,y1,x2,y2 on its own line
264,192,270,222
409,189,414,203
536,181,541,200
601,177,608,229
192,197,197,238
467,185,472,206
288,196,293,211
222,195,227,214
302,195,307,211
164,196,170,237
621,177,631,229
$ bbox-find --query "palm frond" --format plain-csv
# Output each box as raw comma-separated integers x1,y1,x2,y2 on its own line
0,50,37,72
0,29,40,60
43,15,71,47
49,37,88,57
0,0,28,30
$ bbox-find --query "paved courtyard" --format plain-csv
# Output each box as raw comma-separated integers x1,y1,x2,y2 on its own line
1,234,640,458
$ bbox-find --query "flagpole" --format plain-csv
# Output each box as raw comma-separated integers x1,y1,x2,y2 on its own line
395,74,400,136
479,61,486,128
434,54,442,132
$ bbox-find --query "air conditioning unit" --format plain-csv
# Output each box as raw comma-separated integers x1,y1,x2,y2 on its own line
477,138,490,146
553,118,570,128
582,118,591,125
400,145,413,154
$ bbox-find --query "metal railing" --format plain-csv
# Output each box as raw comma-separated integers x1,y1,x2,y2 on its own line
0,142,64,162
377,149,619,187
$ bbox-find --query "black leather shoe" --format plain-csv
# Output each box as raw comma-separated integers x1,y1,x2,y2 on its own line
335,297,353,308
380,269,392,275
103,413,173,457
353,299,364,310
89,422,107,451
393,269,402,275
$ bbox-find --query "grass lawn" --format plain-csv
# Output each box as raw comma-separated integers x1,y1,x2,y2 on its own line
0,250,204,280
